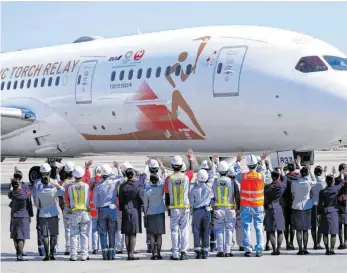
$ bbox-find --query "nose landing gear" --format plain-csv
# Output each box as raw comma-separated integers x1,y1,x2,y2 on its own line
28,158,63,184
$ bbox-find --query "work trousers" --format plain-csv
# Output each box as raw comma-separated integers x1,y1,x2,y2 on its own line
192,208,211,254
170,208,190,259
91,217,99,250
241,206,264,253
98,207,117,259
70,210,90,260
235,216,244,247
214,208,236,253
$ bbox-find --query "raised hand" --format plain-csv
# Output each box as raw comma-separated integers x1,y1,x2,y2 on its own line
236,152,244,162
145,158,151,165
295,155,301,165
260,151,270,160
212,153,219,164
157,158,165,169
186,149,195,161
113,161,120,169
332,166,336,175
85,160,93,169
323,165,328,173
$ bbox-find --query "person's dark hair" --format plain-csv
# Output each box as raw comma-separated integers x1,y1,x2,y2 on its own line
125,168,135,180
11,178,20,190
172,164,182,172
271,171,280,181
326,174,334,186
314,166,323,177
59,167,66,181
150,173,159,184
300,166,309,177
13,170,23,180
50,166,58,179
287,163,295,172
338,163,347,173
41,176,49,185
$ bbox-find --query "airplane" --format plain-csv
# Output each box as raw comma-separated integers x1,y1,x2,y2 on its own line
1,25,347,182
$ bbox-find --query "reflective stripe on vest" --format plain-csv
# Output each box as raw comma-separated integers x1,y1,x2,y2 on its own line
240,172,264,207
214,185,235,207
71,185,87,212
168,174,189,209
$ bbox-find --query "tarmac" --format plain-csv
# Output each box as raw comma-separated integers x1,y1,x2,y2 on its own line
1,151,347,273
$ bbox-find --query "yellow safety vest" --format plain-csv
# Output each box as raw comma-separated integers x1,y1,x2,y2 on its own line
168,174,189,209
71,184,87,212
214,180,235,208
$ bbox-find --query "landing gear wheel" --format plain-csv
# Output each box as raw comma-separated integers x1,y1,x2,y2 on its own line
29,166,41,184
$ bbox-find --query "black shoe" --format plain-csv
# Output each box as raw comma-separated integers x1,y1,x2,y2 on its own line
116,251,123,254
69,258,77,261
180,252,188,260
92,250,98,255
38,249,44,256
239,247,245,251
22,253,27,256
195,252,201,259
216,252,225,257
276,251,281,256
43,256,49,261
127,257,139,260
17,255,28,261
170,256,179,260
337,245,344,250
64,251,69,255
157,255,163,260
317,245,324,250
271,251,277,256
151,256,156,260
264,245,271,251
225,252,234,257
330,250,336,255
297,250,304,255
314,245,318,250
303,250,309,255
78,251,81,255
244,252,252,257
325,250,330,255
256,252,263,257
87,256,90,260
49,254,56,260
289,244,296,250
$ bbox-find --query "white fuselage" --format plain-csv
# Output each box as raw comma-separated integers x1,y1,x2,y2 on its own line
1,25,347,157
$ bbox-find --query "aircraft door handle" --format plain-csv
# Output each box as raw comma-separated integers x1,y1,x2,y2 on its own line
224,69,234,74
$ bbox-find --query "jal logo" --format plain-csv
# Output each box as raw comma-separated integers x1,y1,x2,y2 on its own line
134,49,145,61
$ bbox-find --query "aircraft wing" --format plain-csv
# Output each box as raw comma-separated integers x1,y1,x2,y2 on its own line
0,107,36,136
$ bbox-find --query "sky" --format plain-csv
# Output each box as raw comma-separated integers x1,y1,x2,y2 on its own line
1,1,346,54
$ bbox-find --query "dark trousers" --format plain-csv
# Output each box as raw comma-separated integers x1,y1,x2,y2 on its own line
192,208,211,253
98,207,117,259
36,210,44,254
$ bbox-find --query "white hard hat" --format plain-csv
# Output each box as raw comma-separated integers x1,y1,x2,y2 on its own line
227,167,236,177
246,155,258,166
64,161,75,172
200,160,209,170
101,164,113,176
40,163,51,173
218,161,229,173
171,156,183,166
72,166,85,178
149,159,159,168
181,162,187,172
197,169,209,182
121,161,133,172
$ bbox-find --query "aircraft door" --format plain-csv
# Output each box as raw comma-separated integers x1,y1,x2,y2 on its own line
75,60,97,104
213,46,247,97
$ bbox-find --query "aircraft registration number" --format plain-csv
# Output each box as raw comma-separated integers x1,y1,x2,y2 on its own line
110,82,132,89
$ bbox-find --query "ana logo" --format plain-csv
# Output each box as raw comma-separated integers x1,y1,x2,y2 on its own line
108,55,122,61
134,49,145,61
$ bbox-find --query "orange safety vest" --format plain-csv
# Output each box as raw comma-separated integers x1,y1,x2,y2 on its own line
89,177,101,218
240,171,264,207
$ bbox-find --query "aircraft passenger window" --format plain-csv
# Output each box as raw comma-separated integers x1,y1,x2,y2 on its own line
137,69,143,79
186,64,192,75
323,56,347,71
13,81,18,90
34,79,38,88
110,72,115,82
128,69,133,80
175,65,181,76
119,70,124,81
27,79,31,88
165,66,171,76
20,80,24,89
7,81,11,90
146,68,152,78
1,81,4,90
48,77,53,87
295,56,328,73
156,67,161,78
217,63,223,74
41,78,45,87
55,76,60,86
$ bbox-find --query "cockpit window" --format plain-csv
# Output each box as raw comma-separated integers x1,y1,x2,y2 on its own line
323,56,347,71
295,56,328,73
